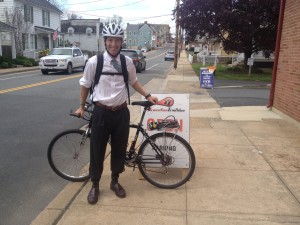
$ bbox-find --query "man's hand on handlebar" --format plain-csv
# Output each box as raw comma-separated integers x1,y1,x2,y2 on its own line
148,95,158,104
74,106,85,118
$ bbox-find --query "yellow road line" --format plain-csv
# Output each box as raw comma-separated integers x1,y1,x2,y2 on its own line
145,52,166,60
0,74,82,94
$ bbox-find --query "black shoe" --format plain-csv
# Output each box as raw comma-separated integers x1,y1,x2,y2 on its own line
110,181,126,198
87,187,99,204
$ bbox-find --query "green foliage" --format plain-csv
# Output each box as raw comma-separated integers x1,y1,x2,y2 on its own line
226,66,243,72
39,49,50,58
0,56,11,63
0,62,9,68
0,56,37,68
191,63,272,82
23,61,33,67
179,0,280,60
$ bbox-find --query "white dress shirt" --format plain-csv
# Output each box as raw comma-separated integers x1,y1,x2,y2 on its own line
79,51,137,106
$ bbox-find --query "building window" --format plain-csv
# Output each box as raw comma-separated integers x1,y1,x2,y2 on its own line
68,28,74,36
86,28,92,37
22,33,28,50
42,10,50,26
140,32,143,36
24,5,33,23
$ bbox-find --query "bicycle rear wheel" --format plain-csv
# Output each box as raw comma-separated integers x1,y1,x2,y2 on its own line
138,132,195,189
47,129,90,182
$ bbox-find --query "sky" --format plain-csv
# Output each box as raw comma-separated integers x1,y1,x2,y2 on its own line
64,0,177,33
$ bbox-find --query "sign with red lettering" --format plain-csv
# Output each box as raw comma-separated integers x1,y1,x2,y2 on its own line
142,94,190,142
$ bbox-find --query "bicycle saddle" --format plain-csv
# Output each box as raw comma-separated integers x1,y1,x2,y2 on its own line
131,101,154,107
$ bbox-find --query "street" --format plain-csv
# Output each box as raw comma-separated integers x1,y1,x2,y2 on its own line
208,79,271,107
0,45,173,225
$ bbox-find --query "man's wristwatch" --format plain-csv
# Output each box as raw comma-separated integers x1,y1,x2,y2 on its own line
145,93,151,99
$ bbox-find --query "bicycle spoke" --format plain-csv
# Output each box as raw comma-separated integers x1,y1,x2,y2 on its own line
138,132,195,189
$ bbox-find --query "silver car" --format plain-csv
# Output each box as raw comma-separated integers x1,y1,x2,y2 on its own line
164,50,175,61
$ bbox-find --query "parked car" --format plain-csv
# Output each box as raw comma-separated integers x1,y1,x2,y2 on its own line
164,50,175,61
39,47,88,75
141,47,148,53
120,49,146,73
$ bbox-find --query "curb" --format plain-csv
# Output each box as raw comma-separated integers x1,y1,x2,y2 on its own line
30,181,88,225
0,67,40,76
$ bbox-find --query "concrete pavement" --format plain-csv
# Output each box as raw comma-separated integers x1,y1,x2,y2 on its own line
0,66,39,75
8,56,299,225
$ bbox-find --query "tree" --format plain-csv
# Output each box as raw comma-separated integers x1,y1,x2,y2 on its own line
5,7,32,56
179,0,280,66
66,12,83,19
104,15,123,26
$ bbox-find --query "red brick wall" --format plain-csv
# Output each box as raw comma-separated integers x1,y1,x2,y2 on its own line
273,0,300,122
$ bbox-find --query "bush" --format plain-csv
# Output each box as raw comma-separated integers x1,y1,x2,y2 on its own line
251,67,264,74
0,62,9,68
0,56,11,64
226,59,232,64
23,60,33,67
226,66,243,72
39,49,50,58
11,56,37,67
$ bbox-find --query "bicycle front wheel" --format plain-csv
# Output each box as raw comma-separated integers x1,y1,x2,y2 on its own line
138,132,195,189
47,129,90,182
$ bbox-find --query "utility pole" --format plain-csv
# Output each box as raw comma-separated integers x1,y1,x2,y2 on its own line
174,0,180,69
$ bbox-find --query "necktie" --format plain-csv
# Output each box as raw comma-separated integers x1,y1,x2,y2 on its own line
110,59,122,73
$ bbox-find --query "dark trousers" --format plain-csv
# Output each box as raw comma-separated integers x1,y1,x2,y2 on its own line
89,105,130,184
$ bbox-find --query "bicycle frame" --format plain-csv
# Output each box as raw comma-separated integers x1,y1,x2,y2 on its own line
127,105,177,166
74,101,180,166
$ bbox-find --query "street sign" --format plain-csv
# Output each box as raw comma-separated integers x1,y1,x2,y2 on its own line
200,67,215,89
247,58,254,66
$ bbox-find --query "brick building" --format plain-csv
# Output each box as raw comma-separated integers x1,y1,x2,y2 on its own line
270,0,300,124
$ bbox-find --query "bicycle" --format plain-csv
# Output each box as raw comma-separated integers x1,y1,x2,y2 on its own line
47,99,196,189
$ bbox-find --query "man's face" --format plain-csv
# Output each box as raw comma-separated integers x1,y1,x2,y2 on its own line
105,37,122,57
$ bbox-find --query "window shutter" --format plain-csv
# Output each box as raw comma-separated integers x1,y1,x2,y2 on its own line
31,6,33,23
42,10,45,26
48,11,50,26
35,35,37,49
22,33,25,50
24,5,27,22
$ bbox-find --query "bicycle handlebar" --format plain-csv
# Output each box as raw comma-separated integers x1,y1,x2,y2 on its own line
70,112,80,118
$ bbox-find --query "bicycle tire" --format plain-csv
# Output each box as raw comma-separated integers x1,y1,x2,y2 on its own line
47,129,90,182
137,132,195,189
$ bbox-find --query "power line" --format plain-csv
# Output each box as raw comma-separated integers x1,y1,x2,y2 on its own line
72,0,147,13
77,12,172,21
65,0,104,5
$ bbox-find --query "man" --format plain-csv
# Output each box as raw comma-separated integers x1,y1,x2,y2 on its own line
75,24,157,205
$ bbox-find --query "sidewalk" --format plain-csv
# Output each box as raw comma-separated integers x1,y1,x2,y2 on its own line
31,57,300,225
0,66,39,75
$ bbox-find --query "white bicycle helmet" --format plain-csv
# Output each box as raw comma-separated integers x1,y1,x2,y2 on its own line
102,24,124,38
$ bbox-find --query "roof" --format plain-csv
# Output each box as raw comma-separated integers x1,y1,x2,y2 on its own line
35,26,56,33
126,24,142,31
61,20,99,34
0,21,15,31
21,0,63,13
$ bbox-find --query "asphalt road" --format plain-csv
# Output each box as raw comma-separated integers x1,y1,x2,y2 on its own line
0,45,173,225
207,79,271,107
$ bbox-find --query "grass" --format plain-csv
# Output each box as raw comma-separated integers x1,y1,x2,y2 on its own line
191,63,273,82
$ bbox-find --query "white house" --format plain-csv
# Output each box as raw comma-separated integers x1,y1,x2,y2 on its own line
60,19,105,55
0,21,16,58
0,0,63,59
